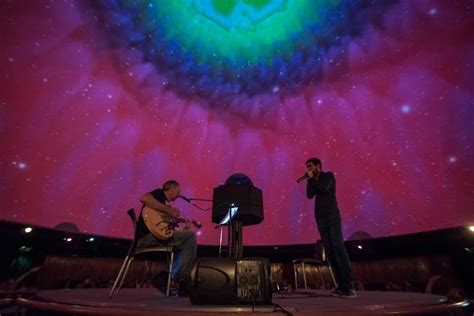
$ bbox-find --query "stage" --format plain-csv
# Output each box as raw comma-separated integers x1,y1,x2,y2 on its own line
14,288,468,315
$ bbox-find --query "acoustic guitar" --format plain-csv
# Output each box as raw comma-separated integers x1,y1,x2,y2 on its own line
142,206,201,240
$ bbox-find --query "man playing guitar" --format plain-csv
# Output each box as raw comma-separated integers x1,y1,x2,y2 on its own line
136,180,196,297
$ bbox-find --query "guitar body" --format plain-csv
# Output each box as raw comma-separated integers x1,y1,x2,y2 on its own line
142,206,202,240
142,206,176,240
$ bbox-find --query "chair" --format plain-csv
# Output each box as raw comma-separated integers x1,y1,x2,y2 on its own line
292,244,337,291
425,275,442,294
109,208,175,297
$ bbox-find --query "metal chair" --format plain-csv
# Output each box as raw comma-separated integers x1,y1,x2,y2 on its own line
109,208,175,297
292,245,337,291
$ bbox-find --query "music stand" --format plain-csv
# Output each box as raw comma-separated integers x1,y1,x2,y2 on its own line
212,174,263,258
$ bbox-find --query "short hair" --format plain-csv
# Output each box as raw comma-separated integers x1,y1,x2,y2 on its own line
162,180,179,191
306,157,322,169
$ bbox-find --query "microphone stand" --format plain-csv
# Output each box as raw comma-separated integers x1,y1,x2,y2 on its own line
188,198,214,202
185,197,242,212
218,225,224,258
180,197,214,211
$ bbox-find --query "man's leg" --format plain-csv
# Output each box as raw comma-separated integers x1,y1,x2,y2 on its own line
138,234,182,279
167,229,197,296
136,234,171,294
327,216,354,293
171,252,181,278
137,233,164,249
317,219,343,288
168,230,197,280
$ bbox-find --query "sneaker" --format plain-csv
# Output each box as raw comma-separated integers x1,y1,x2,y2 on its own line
332,288,357,298
151,271,169,295
330,287,341,296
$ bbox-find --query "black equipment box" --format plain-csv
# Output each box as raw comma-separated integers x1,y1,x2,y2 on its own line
189,257,272,305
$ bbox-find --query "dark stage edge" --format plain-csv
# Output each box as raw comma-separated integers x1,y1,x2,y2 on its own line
16,288,468,316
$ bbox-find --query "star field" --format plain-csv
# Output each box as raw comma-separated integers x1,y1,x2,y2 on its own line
0,0,473,245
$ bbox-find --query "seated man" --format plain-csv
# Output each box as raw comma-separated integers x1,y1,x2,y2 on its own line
136,180,197,296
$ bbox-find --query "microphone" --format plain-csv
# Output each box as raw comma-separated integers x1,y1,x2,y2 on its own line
179,195,192,203
296,174,309,183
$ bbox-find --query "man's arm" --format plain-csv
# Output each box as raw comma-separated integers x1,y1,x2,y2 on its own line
140,193,179,218
307,172,335,197
306,179,316,199
314,172,335,192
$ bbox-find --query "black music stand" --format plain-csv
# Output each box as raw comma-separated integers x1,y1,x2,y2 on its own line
212,174,263,258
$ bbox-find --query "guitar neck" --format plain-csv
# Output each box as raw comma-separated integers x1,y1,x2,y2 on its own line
174,217,202,228
146,207,200,228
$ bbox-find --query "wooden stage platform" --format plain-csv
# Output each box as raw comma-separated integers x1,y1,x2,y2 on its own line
13,288,468,315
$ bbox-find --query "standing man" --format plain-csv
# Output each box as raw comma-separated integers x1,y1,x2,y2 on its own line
304,158,356,298
136,180,196,297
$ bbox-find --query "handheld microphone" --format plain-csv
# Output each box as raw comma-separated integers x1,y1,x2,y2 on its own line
296,174,309,183
179,195,192,203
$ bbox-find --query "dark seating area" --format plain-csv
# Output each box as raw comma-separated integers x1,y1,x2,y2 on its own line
1,220,473,305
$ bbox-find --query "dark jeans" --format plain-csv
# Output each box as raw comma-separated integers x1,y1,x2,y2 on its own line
316,212,353,291
137,229,197,280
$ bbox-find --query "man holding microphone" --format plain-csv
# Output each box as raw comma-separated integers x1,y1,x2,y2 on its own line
302,157,356,298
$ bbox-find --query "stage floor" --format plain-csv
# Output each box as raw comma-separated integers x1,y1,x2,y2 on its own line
16,288,468,316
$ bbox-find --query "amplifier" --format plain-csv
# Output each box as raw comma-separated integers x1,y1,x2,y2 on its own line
189,257,272,305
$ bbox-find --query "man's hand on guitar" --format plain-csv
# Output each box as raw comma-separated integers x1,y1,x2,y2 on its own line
142,206,201,239
168,207,180,218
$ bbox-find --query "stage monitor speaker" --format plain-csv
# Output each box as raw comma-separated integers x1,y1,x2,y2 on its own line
190,257,272,305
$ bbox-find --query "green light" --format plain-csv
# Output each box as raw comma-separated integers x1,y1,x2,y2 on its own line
149,0,330,64
19,245,32,252
212,0,237,16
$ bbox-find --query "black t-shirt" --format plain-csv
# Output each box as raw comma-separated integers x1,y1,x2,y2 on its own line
135,188,168,239
306,171,340,219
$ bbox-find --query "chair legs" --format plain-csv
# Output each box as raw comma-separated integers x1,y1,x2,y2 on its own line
117,257,134,292
292,261,337,291
293,262,309,291
301,262,308,291
109,256,132,298
328,265,337,288
293,262,298,291
316,266,326,289
166,252,174,297
109,252,175,298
